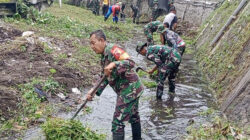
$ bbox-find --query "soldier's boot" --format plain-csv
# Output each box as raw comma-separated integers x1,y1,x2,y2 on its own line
156,86,163,100
168,91,175,101
104,17,108,21
113,131,124,140
131,122,142,140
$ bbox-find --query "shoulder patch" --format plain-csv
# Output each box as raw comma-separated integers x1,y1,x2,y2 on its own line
111,45,130,60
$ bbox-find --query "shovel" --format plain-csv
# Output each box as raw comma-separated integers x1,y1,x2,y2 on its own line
71,76,107,120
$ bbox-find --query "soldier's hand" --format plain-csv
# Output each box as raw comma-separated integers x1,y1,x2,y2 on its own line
86,88,94,101
148,69,154,75
104,62,116,76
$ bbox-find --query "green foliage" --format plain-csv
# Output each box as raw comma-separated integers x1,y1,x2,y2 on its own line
19,78,43,115
137,70,148,77
43,43,53,54
186,116,248,140
82,106,92,114
49,68,57,75
16,0,55,24
6,3,139,41
199,108,215,116
42,78,61,94
18,78,64,116
20,45,27,52
42,118,106,140
142,80,157,88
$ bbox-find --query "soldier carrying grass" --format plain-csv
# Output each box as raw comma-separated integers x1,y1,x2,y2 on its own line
87,30,144,140
136,42,181,100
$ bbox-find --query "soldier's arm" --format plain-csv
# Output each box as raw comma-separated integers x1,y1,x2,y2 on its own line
96,78,109,96
148,65,158,74
160,34,165,45
113,59,135,74
147,53,163,66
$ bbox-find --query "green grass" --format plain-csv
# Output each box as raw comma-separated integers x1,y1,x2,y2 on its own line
0,78,64,135
194,0,249,99
5,3,139,41
42,118,106,140
142,80,157,88
186,115,248,140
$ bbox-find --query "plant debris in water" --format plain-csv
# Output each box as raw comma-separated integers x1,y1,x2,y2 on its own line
142,80,157,88
42,118,106,140
186,115,248,140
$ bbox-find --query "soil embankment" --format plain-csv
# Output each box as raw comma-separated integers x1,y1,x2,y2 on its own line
194,0,250,127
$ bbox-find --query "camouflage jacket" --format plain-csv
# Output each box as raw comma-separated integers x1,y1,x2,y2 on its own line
96,43,143,104
144,20,163,33
164,29,185,49
146,45,181,68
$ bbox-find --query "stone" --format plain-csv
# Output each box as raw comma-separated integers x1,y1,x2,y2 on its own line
22,31,34,37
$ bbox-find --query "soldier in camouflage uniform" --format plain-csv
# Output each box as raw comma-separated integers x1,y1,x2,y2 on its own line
136,42,181,100
87,30,143,140
160,22,185,96
151,0,159,21
92,0,100,15
144,20,165,45
162,22,185,56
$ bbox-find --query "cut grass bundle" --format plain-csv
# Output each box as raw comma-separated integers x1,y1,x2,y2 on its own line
42,118,105,140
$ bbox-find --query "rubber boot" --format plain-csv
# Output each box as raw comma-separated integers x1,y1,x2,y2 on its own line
168,91,175,101
156,88,163,100
113,131,124,140
104,17,108,21
131,122,142,140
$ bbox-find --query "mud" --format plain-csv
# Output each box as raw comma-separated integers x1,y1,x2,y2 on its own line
176,20,199,38
0,86,21,119
0,25,100,124
0,26,22,43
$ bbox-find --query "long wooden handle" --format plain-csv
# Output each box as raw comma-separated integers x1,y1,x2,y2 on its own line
71,76,107,120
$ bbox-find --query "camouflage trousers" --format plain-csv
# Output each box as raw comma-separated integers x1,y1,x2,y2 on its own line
156,61,179,96
112,97,140,133
144,29,154,45
92,5,100,15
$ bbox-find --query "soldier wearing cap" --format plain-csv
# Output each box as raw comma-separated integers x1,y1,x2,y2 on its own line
143,20,166,45
87,30,143,140
136,42,181,100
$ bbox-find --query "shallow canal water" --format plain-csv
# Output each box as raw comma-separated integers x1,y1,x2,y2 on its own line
23,30,216,140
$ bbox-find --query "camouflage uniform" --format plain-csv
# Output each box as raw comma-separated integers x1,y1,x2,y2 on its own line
163,29,185,94
96,43,144,133
146,45,181,98
144,20,164,45
164,28,186,56
92,0,100,15
131,4,139,24
152,0,159,21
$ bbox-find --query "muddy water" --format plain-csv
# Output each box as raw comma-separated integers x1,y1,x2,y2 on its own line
23,30,216,140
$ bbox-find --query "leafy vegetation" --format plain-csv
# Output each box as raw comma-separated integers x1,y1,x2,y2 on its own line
5,3,139,41
142,80,157,88
194,0,250,99
186,116,248,140
0,78,62,135
42,118,106,140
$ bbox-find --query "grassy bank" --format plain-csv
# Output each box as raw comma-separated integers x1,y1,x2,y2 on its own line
0,2,140,139
194,0,250,99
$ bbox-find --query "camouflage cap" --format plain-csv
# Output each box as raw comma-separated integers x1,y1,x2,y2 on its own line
136,42,147,54
157,24,166,33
